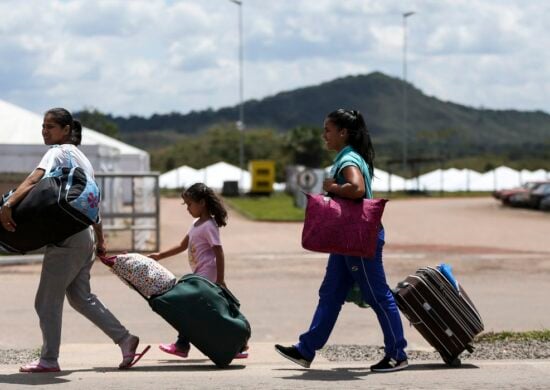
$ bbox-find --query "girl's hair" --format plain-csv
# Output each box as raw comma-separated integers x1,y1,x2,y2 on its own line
183,183,228,227
326,109,375,177
45,107,82,146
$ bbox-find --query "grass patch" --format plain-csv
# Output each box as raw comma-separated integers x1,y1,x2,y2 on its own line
222,191,493,221
223,193,305,221
475,330,550,343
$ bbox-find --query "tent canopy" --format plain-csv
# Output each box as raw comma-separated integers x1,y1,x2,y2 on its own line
0,99,149,173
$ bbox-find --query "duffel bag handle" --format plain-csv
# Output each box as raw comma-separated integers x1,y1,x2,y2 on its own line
217,283,241,308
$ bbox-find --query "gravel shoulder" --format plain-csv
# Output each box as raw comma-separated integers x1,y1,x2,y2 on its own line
321,340,550,362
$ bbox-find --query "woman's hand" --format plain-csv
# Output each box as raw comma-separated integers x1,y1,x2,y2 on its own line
0,206,16,232
0,169,45,233
95,239,107,257
148,253,162,261
216,279,227,288
323,178,337,194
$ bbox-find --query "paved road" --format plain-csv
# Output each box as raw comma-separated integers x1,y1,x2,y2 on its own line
0,196,549,388
1,344,549,389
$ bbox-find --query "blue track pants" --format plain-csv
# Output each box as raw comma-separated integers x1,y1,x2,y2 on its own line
296,228,407,361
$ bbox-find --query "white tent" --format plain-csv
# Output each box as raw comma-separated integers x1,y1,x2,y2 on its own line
371,168,406,192
469,166,521,191
411,168,483,192
325,165,406,192
159,165,201,189
407,168,443,191
0,99,149,173
160,161,251,192
161,161,289,193
520,169,550,184
197,162,251,192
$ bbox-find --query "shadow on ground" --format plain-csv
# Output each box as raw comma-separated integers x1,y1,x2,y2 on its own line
274,363,479,381
0,364,246,386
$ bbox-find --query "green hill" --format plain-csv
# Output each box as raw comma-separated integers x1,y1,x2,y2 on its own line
111,72,548,138
87,72,550,171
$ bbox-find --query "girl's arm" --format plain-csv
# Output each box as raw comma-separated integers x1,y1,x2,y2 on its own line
323,166,366,199
0,169,45,231
149,235,189,261
213,245,225,286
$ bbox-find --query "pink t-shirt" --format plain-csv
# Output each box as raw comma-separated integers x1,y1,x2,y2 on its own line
187,218,221,282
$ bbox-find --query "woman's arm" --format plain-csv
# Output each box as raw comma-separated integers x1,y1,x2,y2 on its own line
148,235,189,261
322,166,366,199
213,245,225,286
92,219,107,256
0,169,45,231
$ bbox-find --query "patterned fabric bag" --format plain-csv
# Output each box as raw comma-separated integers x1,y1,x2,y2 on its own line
111,253,177,298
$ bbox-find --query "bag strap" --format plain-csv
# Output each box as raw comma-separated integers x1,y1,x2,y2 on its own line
65,148,75,169
183,274,241,308
333,162,372,199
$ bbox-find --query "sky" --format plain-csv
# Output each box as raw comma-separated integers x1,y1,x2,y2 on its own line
0,0,548,117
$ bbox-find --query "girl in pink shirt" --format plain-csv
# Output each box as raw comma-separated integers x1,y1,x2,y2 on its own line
148,183,247,359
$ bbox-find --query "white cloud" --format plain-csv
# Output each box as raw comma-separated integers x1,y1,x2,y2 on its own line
0,0,548,116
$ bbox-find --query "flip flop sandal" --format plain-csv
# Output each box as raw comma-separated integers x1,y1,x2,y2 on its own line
158,343,189,358
234,351,249,359
20,362,61,373
119,345,151,369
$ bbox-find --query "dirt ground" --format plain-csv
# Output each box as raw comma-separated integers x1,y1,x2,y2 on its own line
1,196,549,351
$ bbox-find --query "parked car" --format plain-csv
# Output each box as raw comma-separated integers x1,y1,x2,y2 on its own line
508,191,531,208
494,181,546,205
526,182,550,209
539,195,550,211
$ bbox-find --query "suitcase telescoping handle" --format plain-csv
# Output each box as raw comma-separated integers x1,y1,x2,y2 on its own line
392,281,410,295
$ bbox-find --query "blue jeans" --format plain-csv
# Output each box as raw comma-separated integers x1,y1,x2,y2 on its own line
296,228,407,361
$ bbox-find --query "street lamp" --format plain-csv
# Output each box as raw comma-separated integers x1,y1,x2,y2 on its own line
229,0,245,191
402,11,415,174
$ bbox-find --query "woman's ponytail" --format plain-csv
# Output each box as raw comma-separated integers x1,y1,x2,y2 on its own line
71,120,82,146
326,109,375,176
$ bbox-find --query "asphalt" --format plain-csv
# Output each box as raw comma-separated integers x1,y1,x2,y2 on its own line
1,197,549,389
1,343,549,389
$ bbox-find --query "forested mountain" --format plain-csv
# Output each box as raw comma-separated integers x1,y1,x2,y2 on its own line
106,71,549,149
77,72,549,173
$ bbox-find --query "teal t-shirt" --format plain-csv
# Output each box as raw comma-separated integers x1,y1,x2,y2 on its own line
329,145,373,199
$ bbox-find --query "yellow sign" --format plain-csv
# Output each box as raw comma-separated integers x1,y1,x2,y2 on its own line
249,160,275,194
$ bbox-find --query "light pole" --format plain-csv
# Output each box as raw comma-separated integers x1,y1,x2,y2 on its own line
402,11,415,174
229,0,245,191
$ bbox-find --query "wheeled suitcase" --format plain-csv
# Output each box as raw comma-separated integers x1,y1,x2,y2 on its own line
102,254,251,368
149,274,251,368
393,266,484,366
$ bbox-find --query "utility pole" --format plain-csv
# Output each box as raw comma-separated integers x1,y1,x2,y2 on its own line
402,11,415,174
229,0,245,191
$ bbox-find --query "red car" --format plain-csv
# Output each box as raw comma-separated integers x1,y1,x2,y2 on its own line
494,181,546,206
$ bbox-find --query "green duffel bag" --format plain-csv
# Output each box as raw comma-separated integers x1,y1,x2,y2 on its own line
149,274,251,368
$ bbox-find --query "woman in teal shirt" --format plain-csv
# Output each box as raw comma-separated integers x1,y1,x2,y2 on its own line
275,109,408,372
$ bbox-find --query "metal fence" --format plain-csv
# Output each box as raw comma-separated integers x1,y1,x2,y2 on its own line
95,172,160,253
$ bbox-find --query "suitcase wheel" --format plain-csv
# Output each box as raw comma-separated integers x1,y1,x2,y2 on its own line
443,355,462,367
